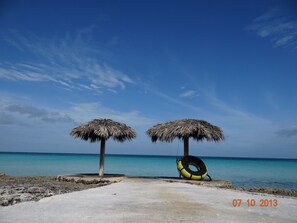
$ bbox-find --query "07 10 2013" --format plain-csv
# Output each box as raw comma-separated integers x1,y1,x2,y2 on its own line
232,199,278,207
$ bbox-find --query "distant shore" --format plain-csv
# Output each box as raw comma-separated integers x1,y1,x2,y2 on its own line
0,173,296,206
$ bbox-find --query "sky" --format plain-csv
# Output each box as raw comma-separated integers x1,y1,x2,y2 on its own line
0,0,297,158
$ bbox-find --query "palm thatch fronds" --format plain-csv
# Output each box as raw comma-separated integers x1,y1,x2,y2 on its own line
147,119,224,142
146,119,224,156
70,119,136,142
70,119,136,176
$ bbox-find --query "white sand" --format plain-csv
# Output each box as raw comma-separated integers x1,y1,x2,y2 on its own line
0,178,296,223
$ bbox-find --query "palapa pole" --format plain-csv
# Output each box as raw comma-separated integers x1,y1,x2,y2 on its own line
184,136,189,156
99,139,106,176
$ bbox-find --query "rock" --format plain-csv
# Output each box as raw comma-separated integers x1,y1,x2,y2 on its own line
1,199,9,206
0,172,5,177
27,187,46,194
242,187,297,197
0,194,15,206
19,193,32,202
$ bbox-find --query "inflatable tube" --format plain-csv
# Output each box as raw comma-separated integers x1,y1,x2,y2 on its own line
177,156,208,180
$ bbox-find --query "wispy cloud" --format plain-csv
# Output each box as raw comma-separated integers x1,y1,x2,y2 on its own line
0,30,134,92
143,85,205,114
6,104,74,123
246,9,297,49
69,102,153,127
276,127,297,138
179,90,197,98
201,85,270,123
0,92,153,128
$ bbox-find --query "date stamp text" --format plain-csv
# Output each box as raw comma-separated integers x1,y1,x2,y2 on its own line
232,199,278,208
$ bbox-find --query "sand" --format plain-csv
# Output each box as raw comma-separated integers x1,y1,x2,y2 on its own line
0,177,296,223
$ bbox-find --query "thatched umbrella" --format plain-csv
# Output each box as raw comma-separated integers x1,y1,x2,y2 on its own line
70,119,136,176
146,119,224,156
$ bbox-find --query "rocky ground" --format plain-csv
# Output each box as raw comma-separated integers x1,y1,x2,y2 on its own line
237,186,297,197
0,173,111,206
164,177,297,197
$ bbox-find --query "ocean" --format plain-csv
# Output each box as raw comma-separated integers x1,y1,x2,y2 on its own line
0,152,296,189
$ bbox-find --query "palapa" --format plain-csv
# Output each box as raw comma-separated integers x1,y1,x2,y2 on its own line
146,119,224,156
70,119,136,176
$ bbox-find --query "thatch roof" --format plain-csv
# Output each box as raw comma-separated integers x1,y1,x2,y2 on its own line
70,119,136,142
146,119,224,142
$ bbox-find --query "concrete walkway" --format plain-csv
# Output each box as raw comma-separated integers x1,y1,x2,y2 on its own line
0,178,296,223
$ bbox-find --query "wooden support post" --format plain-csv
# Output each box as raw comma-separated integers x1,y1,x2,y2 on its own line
99,139,106,176
184,136,189,156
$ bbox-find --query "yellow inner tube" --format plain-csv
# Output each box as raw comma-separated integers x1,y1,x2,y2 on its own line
177,156,208,180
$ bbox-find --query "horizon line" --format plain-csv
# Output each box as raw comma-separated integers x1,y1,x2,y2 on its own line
0,151,296,161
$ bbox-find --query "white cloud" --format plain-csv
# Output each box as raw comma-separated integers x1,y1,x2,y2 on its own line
179,90,197,98
0,92,153,128
5,104,74,123
201,85,270,123
0,31,135,92
274,35,295,47
0,93,74,125
69,102,153,127
145,86,205,113
246,9,297,49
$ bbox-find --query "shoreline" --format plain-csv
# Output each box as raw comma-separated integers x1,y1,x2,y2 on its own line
1,173,296,207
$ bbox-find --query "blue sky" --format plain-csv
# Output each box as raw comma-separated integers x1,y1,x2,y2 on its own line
0,0,297,158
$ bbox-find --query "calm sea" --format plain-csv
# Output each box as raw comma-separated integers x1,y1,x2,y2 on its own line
0,152,296,189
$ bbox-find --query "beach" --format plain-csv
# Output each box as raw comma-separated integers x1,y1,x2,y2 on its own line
0,176,296,223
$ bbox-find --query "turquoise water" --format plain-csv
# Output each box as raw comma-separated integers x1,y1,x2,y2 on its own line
0,152,296,189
